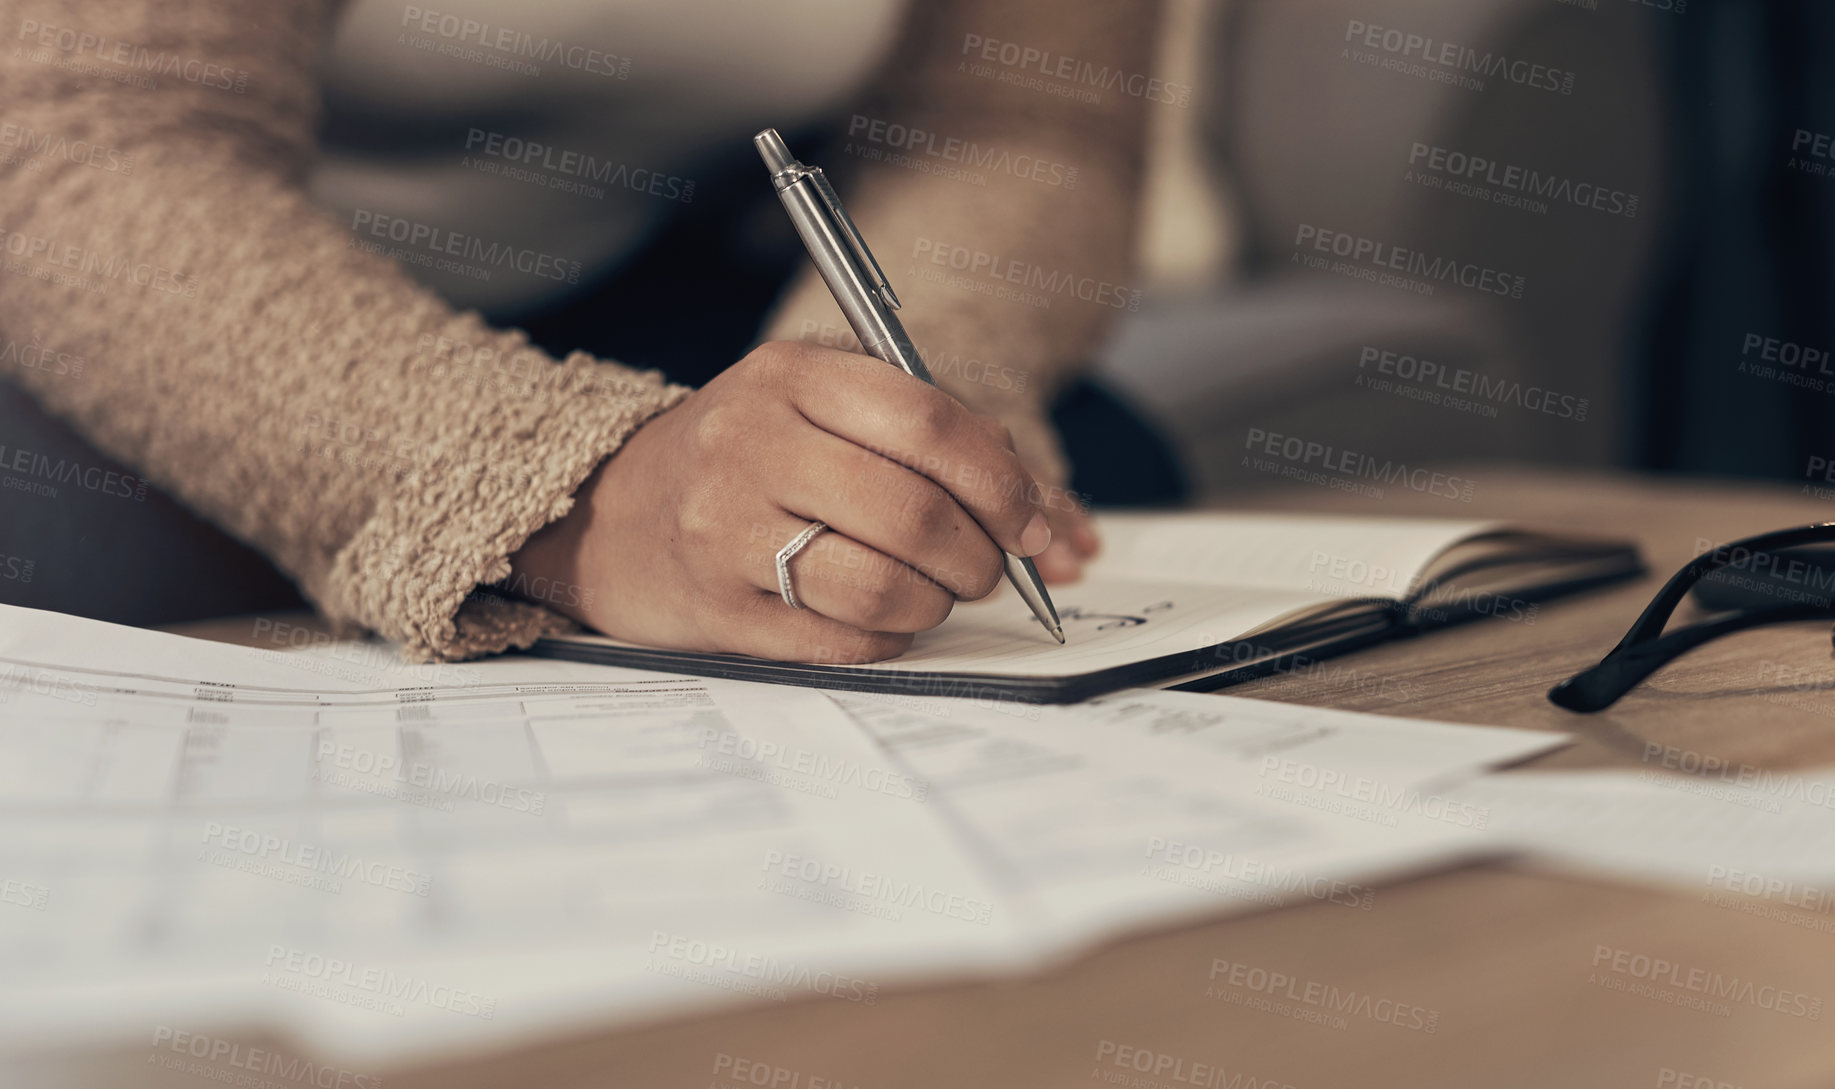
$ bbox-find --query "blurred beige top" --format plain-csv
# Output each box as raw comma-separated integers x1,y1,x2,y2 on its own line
310,0,1231,311
311,0,910,312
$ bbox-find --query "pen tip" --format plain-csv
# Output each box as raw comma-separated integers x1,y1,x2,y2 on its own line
1052,626,1066,645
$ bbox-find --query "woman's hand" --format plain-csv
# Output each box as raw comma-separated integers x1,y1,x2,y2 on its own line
993,406,1101,584
509,341,1056,662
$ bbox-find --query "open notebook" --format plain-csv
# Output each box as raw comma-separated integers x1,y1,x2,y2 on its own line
531,513,1642,703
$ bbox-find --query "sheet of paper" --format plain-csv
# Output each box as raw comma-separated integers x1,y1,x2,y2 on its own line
0,606,1027,1068
1065,688,1568,788
828,689,1543,952
1447,769,1835,895
0,602,1561,1074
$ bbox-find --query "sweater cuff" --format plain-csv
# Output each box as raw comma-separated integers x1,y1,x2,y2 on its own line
326,352,692,662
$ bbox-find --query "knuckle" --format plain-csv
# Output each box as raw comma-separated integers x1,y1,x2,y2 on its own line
916,558,960,596
674,482,728,546
894,481,959,551
954,550,1006,601
686,400,746,456
969,412,1013,451
743,339,806,378
912,585,955,629
850,576,907,630
910,390,961,446
953,444,1024,510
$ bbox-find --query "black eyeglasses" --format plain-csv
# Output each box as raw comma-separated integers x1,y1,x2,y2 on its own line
1549,524,1835,712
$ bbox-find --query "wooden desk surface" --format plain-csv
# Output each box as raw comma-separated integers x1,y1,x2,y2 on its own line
149,470,1835,1089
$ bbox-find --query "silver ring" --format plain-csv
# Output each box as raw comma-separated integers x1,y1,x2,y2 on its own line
775,521,828,609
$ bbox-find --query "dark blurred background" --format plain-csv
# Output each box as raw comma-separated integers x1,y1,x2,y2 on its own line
5,0,1833,625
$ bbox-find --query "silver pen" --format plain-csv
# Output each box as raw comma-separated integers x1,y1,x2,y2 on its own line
754,128,1065,645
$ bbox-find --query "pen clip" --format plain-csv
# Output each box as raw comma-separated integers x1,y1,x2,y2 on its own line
805,167,902,311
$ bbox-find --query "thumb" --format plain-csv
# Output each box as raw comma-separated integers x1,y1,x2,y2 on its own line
992,408,1099,582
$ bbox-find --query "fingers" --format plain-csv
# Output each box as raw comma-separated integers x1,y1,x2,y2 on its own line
776,347,1053,560
647,342,1085,664
1067,510,1101,557
776,429,1006,600
718,591,917,664
1034,499,1100,584
741,509,956,634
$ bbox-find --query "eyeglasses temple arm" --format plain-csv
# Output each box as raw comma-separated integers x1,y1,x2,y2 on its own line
1551,603,1835,711
1550,524,1835,713
1614,524,1835,652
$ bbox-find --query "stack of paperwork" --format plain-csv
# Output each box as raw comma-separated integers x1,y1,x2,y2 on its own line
0,604,1582,1072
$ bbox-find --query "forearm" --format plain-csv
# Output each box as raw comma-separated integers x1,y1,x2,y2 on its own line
765,0,1164,421
0,0,688,658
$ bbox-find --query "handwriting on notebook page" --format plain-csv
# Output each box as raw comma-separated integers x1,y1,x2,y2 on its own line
1055,600,1174,632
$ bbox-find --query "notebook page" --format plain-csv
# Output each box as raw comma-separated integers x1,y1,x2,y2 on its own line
555,578,1359,679
1089,512,1499,596
783,579,1347,678
811,512,1501,677
548,513,1505,680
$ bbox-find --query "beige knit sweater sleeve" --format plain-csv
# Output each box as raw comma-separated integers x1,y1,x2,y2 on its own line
0,0,690,659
